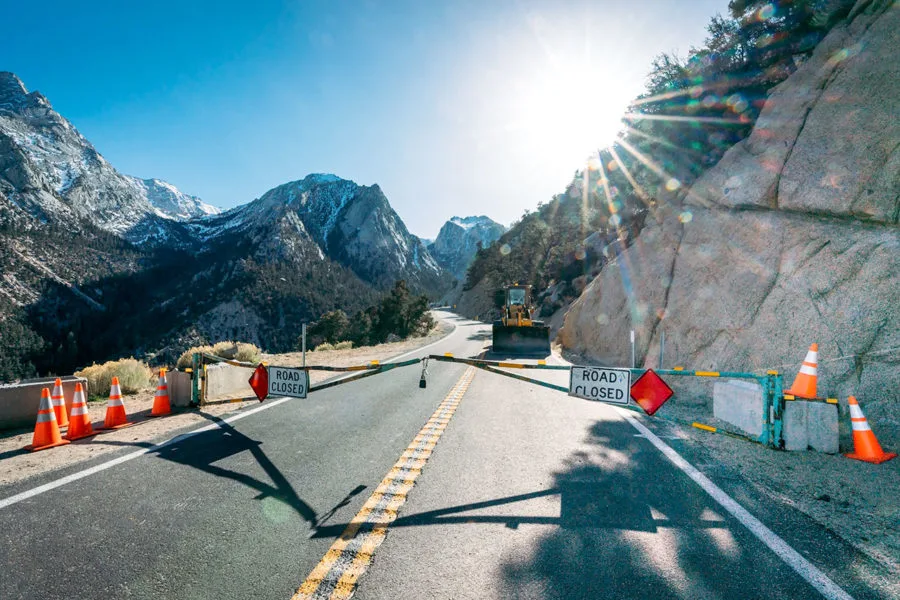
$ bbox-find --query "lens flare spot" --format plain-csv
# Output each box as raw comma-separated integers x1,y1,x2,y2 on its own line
574,246,586,261
678,211,693,224
701,94,719,108
609,214,622,226
607,160,619,171
596,313,610,325
689,85,704,98
261,497,291,524
665,178,681,191
500,243,511,256
757,3,775,20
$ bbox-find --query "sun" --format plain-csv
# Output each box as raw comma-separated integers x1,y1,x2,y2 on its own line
509,55,636,172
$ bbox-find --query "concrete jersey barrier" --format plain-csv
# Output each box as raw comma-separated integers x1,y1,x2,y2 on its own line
0,376,88,431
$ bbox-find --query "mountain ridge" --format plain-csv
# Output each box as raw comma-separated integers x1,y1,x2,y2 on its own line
0,73,451,378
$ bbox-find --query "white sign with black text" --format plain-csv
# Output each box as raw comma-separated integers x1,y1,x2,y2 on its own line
569,366,631,405
268,366,309,399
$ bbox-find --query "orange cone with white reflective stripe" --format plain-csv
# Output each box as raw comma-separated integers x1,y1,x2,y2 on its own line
150,369,171,417
51,377,69,428
786,343,818,399
845,396,896,464
25,388,70,452
65,382,95,441
101,376,131,429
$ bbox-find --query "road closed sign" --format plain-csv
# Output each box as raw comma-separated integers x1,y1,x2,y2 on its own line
268,366,308,399
569,366,630,405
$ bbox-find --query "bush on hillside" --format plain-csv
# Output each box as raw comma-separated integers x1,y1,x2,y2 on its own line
75,358,153,399
176,341,262,368
300,280,433,351
313,342,335,352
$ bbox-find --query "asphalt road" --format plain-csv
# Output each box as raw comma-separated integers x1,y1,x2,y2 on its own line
0,312,889,599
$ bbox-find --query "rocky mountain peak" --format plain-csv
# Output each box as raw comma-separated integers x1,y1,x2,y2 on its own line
0,72,50,112
429,215,505,280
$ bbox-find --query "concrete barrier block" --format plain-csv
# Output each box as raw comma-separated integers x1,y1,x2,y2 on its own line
167,371,192,408
0,376,87,431
807,402,839,454
205,363,255,404
713,379,764,437
783,401,808,451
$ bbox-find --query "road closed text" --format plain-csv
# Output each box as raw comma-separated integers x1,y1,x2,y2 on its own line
569,366,630,405
268,366,308,399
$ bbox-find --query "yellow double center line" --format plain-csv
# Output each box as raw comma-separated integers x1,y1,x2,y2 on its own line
292,366,476,600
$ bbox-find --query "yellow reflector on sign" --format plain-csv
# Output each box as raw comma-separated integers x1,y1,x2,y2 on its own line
444,353,453,358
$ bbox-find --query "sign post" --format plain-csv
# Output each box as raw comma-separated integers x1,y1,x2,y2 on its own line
248,364,309,402
569,366,631,405
302,323,307,368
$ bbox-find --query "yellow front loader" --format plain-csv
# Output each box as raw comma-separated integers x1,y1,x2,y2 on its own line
491,284,551,355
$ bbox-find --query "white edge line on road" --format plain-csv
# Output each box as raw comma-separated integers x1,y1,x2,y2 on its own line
617,408,855,600
0,314,469,511
0,397,294,510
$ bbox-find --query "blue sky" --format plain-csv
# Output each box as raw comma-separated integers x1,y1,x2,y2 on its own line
5,0,726,237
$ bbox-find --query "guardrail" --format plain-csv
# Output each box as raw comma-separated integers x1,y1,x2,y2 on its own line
192,352,786,449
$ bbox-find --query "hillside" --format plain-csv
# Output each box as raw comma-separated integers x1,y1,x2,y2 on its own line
0,74,452,379
458,0,868,321
560,0,898,440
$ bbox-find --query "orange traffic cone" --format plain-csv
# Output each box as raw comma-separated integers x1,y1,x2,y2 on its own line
24,388,70,452
51,377,69,428
150,369,171,417
65,383,95,441
786,343,818,399
845,396,896,464
101,376,132,429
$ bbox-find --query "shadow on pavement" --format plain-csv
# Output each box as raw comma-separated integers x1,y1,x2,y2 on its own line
495,420,819,599
147,413,320,527
306,418,823,598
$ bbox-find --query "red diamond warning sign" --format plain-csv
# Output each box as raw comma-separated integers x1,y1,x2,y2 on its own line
630,369,674,415
248,364,269,402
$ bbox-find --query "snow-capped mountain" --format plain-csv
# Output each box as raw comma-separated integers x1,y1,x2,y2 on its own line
429,215,506,280
0,72,454,378
191,174,446,291
129,177,220,220
0,71,215,244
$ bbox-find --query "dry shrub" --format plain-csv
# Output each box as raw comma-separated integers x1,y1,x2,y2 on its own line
314,342,335,352
75,358,153,399
176,341,261,368
333,341,353,350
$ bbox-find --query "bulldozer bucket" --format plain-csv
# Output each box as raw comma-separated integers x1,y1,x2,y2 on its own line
492,324,551,356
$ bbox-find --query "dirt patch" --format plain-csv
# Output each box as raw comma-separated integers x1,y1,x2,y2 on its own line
0,321,453,488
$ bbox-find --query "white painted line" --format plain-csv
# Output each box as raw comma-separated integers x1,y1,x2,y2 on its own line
0,397,293,510
617,408,855,600
0,315,470,511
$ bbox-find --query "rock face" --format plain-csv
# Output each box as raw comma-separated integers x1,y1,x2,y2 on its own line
190,174,447,292
0,72,216,244
559,0,899,440
428,216,506,280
